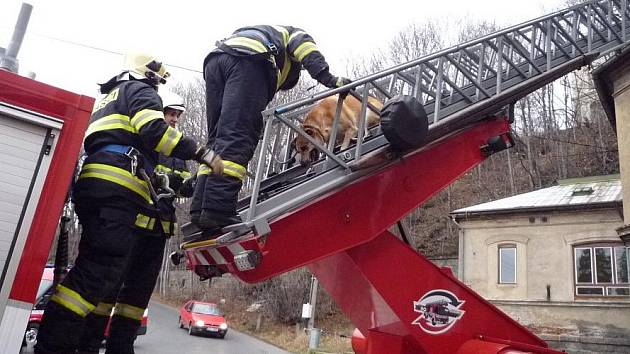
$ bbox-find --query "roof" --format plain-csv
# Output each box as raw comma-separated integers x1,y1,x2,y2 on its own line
451,175,622,216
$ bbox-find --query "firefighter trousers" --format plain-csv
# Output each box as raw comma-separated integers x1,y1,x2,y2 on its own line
78,229,165,354
191,53,271,217
34,205,159,354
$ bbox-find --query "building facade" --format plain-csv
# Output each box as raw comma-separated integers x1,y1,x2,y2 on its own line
451,176,630,353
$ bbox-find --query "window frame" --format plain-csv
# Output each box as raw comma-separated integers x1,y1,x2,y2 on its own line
573,243,629,298
594,246,614,284
574,247,594,284
498,244,517,285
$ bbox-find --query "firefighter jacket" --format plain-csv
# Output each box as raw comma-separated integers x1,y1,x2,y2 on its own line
207,25,333,93
154,154,193,236
74,77,198,233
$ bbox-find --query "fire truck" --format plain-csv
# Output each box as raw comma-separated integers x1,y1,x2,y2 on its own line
1,0,629,353
0,69,92,353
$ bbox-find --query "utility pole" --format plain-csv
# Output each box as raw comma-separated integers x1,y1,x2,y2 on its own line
0,3,33,73
307,275,321,351
307,275,318,329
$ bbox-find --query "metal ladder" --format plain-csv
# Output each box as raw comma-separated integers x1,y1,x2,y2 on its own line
214,0,630,238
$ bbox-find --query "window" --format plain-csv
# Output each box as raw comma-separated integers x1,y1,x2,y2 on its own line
499,245,517,284
574,244,629,297
192,303,223,316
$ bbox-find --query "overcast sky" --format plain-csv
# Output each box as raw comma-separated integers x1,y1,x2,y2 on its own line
1,0,568,97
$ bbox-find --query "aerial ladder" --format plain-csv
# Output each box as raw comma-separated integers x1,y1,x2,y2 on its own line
177,0,630,353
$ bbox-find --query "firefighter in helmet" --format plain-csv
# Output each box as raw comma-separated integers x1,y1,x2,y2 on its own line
191,25,351,236
75,90,195,354
35,53,221,354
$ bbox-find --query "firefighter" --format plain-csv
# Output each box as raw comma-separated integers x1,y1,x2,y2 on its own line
35,53,221,354
191,25,351,235
75,91,194,354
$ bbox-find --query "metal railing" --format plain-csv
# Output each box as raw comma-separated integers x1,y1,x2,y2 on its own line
237,0,630,235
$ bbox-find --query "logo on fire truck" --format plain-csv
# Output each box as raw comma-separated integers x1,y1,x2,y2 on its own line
412,289,465,335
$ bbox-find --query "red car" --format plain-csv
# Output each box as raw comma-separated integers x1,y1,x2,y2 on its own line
23,267,148,348
178,300,228,338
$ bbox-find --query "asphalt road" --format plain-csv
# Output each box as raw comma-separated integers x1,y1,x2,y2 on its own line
21,301,292,354
133,301,292,354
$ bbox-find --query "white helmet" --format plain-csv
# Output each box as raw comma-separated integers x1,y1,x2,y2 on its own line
123,52,170,85
159,90,186,113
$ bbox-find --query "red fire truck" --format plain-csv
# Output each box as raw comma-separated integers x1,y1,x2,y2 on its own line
0,69,92,353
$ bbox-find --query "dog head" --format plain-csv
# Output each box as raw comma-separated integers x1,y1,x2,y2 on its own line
293,125,325,166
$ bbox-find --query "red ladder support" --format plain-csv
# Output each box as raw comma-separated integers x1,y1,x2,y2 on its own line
309,230,561,353
186,117,563,353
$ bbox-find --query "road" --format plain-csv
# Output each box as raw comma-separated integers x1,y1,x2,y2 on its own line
134,301,292,354
22,301,292,354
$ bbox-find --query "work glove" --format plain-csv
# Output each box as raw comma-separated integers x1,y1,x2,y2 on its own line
317,71,353,99
179,175,196,198
316,70,351,88
333,76,352,88
195,146,223,175
166,172,184,192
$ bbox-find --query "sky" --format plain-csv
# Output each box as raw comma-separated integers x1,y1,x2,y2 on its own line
1,0,568,97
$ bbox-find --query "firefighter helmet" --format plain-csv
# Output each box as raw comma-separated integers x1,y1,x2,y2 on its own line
159,90,186,113
123,53,170,85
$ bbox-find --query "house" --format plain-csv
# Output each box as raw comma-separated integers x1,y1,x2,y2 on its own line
451,175,630,353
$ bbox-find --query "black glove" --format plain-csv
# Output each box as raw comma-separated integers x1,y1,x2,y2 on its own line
167,172,184,192
333,76,352,88
179,175,196,198
317,71,352,89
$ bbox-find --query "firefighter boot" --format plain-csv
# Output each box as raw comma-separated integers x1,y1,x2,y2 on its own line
78,312,109,354
196,209,241,237
105,318,138,354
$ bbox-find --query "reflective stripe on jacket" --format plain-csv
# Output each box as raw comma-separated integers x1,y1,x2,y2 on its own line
75,79,197,214
208,25,333,91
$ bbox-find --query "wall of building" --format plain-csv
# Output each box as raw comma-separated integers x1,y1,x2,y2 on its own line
457,208,630,350
459,209,623,301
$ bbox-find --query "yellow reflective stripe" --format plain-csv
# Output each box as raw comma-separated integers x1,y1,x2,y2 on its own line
51,284,95,318
135,213,156,230
86,114,133,137
197,164,211,176
197,161,245,179
175,170,191,179
224,37,267,53
80,163,152,204
130,109,164,131
223,160,247,180
272,25,289,45
155,126,182,156
294,42,317,62
155,164,173,174
113,303,145,321
93,302,114,317
161,220,172,233
288,30,306,44
277,52,292,89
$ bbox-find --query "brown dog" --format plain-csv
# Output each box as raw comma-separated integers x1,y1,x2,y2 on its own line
294,95,382,166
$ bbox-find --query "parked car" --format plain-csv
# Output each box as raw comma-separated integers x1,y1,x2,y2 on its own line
178,300,228,338
23,266,148,347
